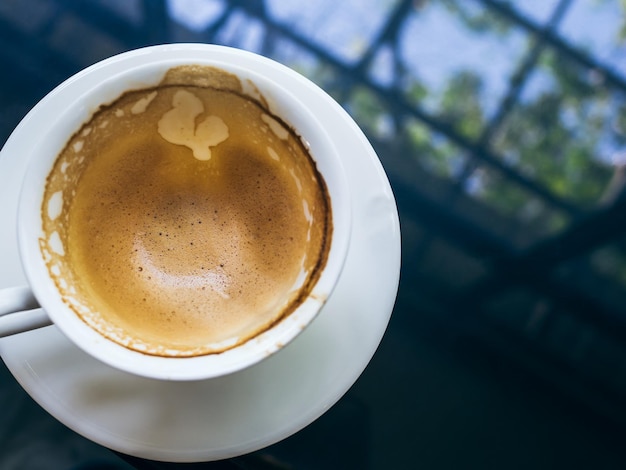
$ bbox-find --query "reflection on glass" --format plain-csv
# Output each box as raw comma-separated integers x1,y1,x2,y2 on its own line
489,47,620,206
507,0,562,24
398,0,525,123
413,238,488,290
589,243,626,288
558,0,626,79
482,286,550,336
345,86,396,140
462,163,569,238
542,307,626,393
400,117,468,179
265,0,399,64
167,0,226,32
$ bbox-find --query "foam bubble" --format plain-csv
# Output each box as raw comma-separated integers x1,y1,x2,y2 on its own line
133,237,232,299
157,90,229,161
47,191,63,221
267,146,280,161
290,168,302,192
261,114,288,140
41,79,332,358
48,231,64,256
303,199,312,222
131,91,158,114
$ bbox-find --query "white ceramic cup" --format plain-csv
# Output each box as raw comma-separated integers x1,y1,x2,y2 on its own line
0,44,351,381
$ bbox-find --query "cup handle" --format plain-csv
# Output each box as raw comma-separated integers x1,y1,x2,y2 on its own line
0,286,52,338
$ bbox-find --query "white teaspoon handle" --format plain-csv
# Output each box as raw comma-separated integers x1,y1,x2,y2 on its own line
0,286,52,337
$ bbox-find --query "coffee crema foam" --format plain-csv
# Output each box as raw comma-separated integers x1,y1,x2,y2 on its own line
40,66,332,357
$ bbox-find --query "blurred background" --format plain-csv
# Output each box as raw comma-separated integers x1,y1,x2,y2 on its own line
2,0,626,468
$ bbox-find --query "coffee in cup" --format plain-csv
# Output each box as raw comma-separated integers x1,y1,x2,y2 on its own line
0,44,350,380
39,65,332,357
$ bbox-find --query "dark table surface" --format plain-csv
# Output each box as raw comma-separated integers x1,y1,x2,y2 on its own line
2,1,626,469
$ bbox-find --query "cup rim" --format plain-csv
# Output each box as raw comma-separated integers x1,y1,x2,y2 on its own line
17,44,351,381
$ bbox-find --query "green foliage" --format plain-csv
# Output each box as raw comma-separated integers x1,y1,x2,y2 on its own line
403,118,467,178
437,0,514,35
491,48,614,207
347,86,392,139
405,79,428,104
438,71,485,139
312,0,621,237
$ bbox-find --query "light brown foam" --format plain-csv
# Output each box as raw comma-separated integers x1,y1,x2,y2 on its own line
41,68,331,356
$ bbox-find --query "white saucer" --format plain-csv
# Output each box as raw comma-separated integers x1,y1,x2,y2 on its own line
0,45,400,463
